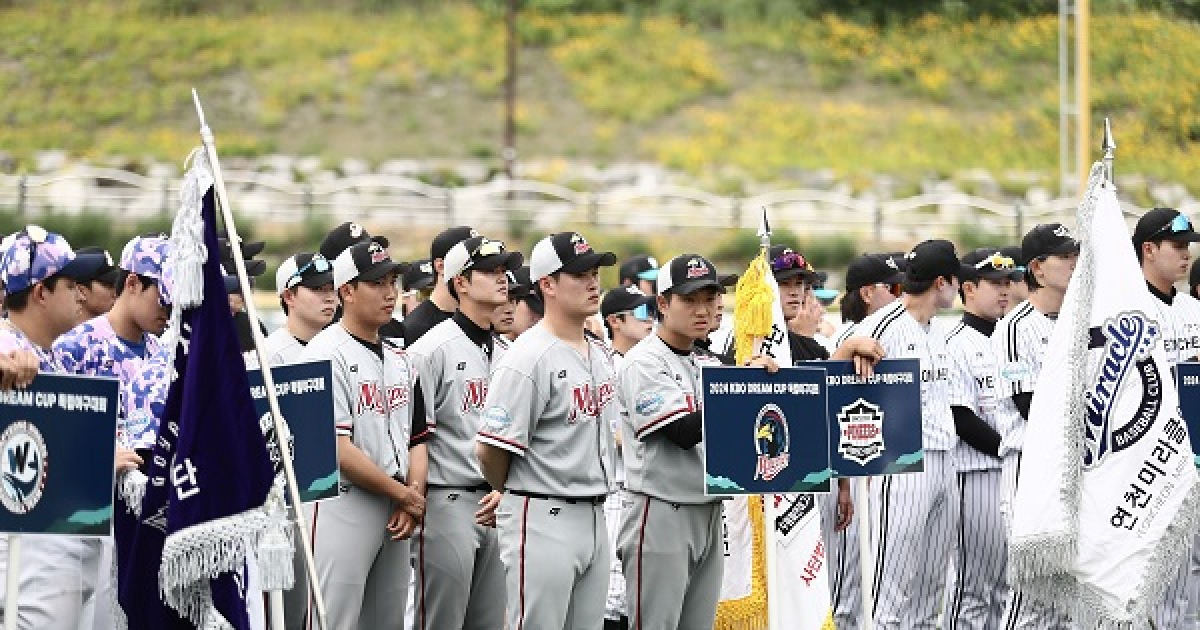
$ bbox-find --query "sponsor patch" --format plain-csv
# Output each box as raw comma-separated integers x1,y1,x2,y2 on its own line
483,406,512,430
635,391,666,416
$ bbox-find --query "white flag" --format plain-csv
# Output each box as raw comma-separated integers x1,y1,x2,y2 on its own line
1008,164,1200,626
767,494,834,630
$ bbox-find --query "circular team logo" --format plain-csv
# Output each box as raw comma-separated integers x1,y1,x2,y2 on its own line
0,421,48,514
753,404,790,481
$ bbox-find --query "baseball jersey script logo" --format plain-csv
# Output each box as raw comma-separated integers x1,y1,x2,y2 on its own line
569,381,615,424
461,378,488,414
838,398,885,465
754,404,790,481
356,381,410,415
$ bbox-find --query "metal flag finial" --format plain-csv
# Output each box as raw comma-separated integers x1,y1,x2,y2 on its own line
757,206,771,253
1102,118,1116,183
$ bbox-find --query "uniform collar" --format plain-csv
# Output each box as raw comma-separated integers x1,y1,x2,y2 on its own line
453,311,494,358
961,311,996,337
1147,280,1176,305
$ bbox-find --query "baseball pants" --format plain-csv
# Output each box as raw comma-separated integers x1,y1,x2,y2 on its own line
282,506,311,630
998,451,1072,629
603,486,627,623
870,449,958,629
617,492,724,630
0,535,101,630
411,487,505,630
496,492,609,630
305,485,411,630
1153,534,1199,630
820,482,864,630
942,468,1007,630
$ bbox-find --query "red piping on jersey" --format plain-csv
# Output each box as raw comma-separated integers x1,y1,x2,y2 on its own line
305,502,319,630
410,427,432,446
519,497,530,630
477,431,527,451
634,407,691,438
636,496,650,630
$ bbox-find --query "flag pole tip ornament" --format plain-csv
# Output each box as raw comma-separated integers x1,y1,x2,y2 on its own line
1102,118,1116,183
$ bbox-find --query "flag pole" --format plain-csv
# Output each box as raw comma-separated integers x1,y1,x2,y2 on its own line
191,89,328,630
4,534,19,630
756,207,784,630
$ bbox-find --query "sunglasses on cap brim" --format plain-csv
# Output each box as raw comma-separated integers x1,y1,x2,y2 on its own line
285,255,333,290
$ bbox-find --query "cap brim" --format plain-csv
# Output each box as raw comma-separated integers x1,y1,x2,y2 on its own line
774,267,820,283
1165,232,1200,244
474,251,524,273
602,294,655,317
296,271,335,289
357,260,406,283
1045,240,1081,256
407,276,436,291
669,278,727,295
560,251,617,274
58,252,108,281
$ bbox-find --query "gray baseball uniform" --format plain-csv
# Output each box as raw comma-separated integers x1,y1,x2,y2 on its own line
942,317,1009,630
849,299,959,628
300,323,430,630
476,322,617,630
616,333,725,630
992,299,1071,628
407,314,504,630
261,328,306,367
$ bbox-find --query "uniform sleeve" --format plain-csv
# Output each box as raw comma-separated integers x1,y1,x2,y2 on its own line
476,364,541,455
408,346,441,431
409,377,431,446
993,325,1036,398
620,355,698,440
52,336,85,375
945,338,980,413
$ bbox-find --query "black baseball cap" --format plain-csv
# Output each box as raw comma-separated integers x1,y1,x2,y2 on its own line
332,240,409,288
319,222,387,261
657,253,737,295
275,252,334,295
618,255,660,284
529,232,617,281
1022,223,1080,261
905,239,963,283
403,258,436,292
218,237,267,278
431,226,479,262
767,245,820,283
601,285,655,317
1132,208,1200,247
74,246,119,284
845,253,906,292
507,265,534,296
444,236,523,279
960,248,1024,282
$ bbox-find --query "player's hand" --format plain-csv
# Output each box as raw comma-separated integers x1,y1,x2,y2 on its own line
744,354,780,373
475,490,502,527
835,482,854,532
0,350,38,390
395,483,426,518
844,338,885,380
387,506,417,540
115,448,144,474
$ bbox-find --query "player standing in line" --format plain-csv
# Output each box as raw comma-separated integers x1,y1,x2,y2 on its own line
998,246,1029,313
0,226,141,630
407,236,522,630
993,223,1078,628
301,240,429,630
401,259,435,319
615,254,743,630
941,249,1023,630
618,255,659,297
262,252,336,366
1129,208,1200,629
831,253,906,349
475,231,619,630
503,265,543,343
846,239,961,629
73,246,119,321
403,226,479,345
599,284,656,630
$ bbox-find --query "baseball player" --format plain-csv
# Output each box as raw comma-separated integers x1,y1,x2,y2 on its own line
490,267,532,361
73,246,119,321
301,239,430,630
401,258,435,319
831,252,905,349
1130,208,1200,628
998,245,1029,313
846,238,961,628
263,252,336,366
618,254,659,296
599,284,655,629
406,236,521,630
403,226,479,345
615,253,746,630
941,248,1023,629
475,231,619,630
993,223,1078,628
503,265,543,342
0,226,142,630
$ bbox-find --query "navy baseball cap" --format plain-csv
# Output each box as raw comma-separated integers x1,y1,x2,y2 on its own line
657,253,737,296
529,232,617,282
767,245,820,283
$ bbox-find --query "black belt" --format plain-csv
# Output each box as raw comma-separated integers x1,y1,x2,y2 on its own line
508,489,606,505
427,483,492,493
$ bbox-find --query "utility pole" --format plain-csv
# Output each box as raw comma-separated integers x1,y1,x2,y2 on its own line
503,0,518,181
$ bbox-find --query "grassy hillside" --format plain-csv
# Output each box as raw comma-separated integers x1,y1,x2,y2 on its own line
2,3,1199,191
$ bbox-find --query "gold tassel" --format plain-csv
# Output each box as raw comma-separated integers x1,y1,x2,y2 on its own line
733,252,774,365
714,495,769,630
